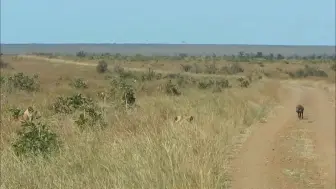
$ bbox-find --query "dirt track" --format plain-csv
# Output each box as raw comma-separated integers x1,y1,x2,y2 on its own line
17,55,242,79
231,82,335,189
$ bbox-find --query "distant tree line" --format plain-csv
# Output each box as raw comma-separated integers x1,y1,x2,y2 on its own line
30,51,336,62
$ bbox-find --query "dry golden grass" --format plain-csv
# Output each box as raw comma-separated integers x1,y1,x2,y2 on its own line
0,55,332,188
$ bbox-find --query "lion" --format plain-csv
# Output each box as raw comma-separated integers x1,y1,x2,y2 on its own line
174,115,194,123
22,106,40,122
22,106,34,122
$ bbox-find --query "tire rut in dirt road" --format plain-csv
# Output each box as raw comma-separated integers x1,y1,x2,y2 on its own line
230,84,335,189
269,120,325,189
266,86,329,189
303,87,335,189
230,86,302,189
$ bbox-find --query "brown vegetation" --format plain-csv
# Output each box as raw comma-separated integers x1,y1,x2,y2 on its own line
0,53,334,188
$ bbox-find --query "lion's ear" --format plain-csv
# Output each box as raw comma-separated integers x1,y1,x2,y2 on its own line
188,116,194,122
174,116,182,122
29,106,35,112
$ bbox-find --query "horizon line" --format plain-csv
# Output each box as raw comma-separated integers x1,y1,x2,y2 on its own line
1,43,335,47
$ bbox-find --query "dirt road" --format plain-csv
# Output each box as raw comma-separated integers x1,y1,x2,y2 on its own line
17,55,243,79
231,82,335,189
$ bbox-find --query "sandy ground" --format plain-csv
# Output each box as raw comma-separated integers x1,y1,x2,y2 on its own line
231,81,335,189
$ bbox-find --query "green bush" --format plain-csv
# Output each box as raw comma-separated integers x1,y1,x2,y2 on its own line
220,63,244,74
12,119,61,158
113,64,124,74
75,107,107,130
163,73,181,79
50,93,94,114
50,93,107,130
198,79,215,89
7,73,40,92
0,76,6,85
215,79,231,89
165,80,181,95
8,107,24,120
237,77,250,88
287,65,328,78
141,68,157,81
204,63,217,74
119,71,138,80
109,77,136,107
69,78,88,89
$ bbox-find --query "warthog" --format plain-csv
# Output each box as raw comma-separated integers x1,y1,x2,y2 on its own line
296,104,304,119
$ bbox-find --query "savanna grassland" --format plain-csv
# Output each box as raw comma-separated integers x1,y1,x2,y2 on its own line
0,52,335,189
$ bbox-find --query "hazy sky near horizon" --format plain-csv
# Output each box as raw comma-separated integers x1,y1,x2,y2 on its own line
1,0,335,45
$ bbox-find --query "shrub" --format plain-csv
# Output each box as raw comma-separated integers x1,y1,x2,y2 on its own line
215,79,231,89
69,78,88,89
165,80,181,96
220,63,244,74
176,75,189,87
204,63,217,74
287,65,328,78
75,107,107,130
198,79,215,89
0,76,6,85
122,85,136,107
96,60,108,73
7,73,40,92
113,64,125,74
76,51,87,58
155,73,163,80
141,68,156,81
237,77,250,88
110,77,136,107
50,93,107,130
163,73,181,79
119,71,138,80
51,93,94,114
12,119,61,158
9,107,24,120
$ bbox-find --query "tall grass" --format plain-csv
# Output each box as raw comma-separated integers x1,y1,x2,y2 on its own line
0,56,286,189
0,80,281,189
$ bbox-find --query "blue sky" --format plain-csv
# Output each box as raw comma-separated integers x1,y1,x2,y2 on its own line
1,0,335,45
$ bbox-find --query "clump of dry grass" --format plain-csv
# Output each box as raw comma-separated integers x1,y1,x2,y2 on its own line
1,56,283,189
